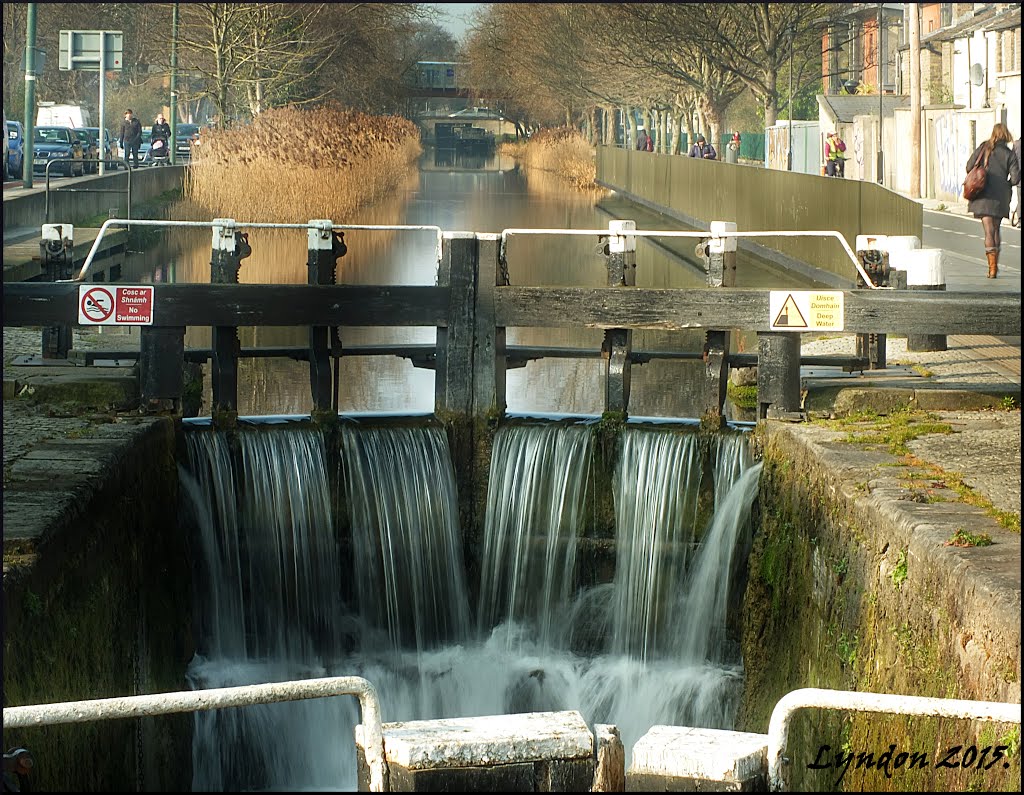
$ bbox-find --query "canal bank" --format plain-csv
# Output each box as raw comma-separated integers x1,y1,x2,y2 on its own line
3,318,1019,790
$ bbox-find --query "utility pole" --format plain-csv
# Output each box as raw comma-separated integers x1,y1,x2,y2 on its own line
23,3,37,188
909,2,922,198
170,2,179,165
787,26,794,172
876,3,884,185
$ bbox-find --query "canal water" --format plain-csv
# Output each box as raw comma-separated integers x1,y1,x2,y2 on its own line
167,147,777,790
130,146,809,420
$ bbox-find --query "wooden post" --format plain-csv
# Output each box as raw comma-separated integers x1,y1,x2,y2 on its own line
307,220,346,418
702,221,737,428
140,326,185,412
436,233,477,416
40,224,73,359
757,333,802,420
209,219,250,423
854,246,890,370
472,234,506,421
603,220,635,415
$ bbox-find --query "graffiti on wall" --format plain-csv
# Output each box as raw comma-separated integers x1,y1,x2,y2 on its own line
933,111,972,199
766,126,788,170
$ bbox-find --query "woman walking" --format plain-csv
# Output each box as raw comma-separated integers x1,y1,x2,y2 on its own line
965,123,1020,278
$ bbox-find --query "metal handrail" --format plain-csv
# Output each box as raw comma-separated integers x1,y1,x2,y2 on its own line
767,687,1022,791
2,675,389,792
499,227,882,289
68,218,445,283
44,159,132,225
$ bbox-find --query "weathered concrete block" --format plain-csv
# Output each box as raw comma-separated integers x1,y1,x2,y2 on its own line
357,710,594,792
592,723,625,792
626,726,768,792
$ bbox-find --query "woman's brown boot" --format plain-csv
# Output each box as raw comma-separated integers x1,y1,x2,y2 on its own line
986,250,998,278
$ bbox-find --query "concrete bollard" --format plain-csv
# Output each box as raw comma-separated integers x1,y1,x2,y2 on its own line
626,726,769,791
357,710,596,792
893,248,948,352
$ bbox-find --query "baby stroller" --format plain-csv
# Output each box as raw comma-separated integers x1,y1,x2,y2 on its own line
151,136,170,166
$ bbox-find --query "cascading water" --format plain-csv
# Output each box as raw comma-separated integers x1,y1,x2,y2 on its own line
180,420,762,791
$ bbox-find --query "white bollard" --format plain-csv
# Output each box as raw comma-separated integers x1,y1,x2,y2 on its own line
891,248,947,351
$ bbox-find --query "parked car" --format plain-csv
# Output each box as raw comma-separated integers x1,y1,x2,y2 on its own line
138,129,153,165
82,127,118,170
32,125,85,177
73,128,100,173
174,123,201,160
6,117,25,179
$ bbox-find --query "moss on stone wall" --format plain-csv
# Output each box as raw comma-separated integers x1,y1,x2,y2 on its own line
2,419,192,791
739,424,1020,792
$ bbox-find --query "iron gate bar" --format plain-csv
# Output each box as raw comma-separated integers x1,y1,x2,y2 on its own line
499,227,882,288
2,675,389,792
767,687,1021,792
67,218,445,282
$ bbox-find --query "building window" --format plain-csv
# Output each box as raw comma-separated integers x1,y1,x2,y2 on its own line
940,3,953,28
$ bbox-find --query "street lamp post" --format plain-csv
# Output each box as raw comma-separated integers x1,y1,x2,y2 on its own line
877,3,884,184
787,26,794,172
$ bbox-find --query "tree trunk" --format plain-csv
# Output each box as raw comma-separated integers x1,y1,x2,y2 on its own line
659,110,668,154
624,105,636,149
674,108,686,154
700,98,726,157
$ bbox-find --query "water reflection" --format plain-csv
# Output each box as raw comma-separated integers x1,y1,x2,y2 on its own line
155,147,798,419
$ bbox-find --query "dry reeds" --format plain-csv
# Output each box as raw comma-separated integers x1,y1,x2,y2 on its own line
498,127,604,192
184,104,422,223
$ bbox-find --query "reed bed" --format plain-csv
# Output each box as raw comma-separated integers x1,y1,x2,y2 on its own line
184,104,422,223
498,127,604,192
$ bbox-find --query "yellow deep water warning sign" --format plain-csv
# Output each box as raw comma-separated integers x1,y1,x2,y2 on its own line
769,291,844,331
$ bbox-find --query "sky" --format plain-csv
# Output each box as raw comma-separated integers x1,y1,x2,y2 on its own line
432,3,481,39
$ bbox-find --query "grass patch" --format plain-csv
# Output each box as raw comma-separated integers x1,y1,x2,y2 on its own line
944,528,993,547
899,454,1021,533
185,104,422,222
891,548,908,589
727,382,758,409
818,408,953,455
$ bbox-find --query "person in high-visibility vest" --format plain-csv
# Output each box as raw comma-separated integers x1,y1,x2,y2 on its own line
825,131,847,177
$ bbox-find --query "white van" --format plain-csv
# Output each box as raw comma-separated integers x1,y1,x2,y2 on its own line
36,102,92,128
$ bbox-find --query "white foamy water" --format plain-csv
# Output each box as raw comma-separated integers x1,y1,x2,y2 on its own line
181,421,761,791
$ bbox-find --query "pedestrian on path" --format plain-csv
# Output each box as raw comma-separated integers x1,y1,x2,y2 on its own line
824,130,846,177
688,134,716,160
119,109,143,169
965,123,1020,279
1013,136,1022,228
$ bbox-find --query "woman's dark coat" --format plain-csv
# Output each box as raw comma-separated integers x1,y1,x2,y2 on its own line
965,142,1020,219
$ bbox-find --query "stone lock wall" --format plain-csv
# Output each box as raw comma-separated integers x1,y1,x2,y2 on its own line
739,422,1020,792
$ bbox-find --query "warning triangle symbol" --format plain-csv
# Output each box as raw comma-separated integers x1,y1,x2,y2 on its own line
773,294,808,328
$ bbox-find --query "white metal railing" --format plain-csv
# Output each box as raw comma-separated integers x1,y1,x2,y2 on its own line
67,218,445,283
767,688,1022,791
2,675,389,792
66,217,879,288
499,227,883,288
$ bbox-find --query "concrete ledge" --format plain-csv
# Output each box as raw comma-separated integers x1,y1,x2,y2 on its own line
379,710,593,769
358,710,595,792
628,726,768,788
805,385,1020,416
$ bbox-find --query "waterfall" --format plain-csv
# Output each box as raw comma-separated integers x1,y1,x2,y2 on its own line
181,420,762,791
475,421,594,649
341,424,472,655
182,427,352,792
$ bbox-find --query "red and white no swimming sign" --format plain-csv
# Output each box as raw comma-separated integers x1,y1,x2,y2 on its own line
78,285,154,325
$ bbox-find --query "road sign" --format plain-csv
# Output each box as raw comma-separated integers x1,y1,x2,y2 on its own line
769,290,844,332
59,30,123,71
78,285,154,326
